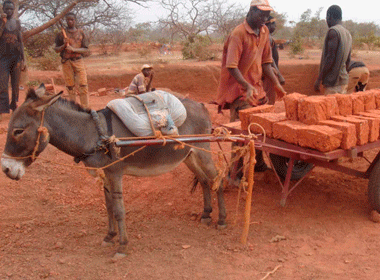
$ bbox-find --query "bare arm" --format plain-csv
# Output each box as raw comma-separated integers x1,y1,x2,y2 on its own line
65,45,90,55
16,20,25,61
54,32,66,53
0,15,6,38
263,63,286,98
54,44,66,53
271,61,285,84
146,71,154,92
315,29,339,91
228,67,257,105
346,49,351,72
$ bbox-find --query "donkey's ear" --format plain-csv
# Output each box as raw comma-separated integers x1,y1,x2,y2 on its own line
26,83,46,101
35,84,46,98
31,91,63,112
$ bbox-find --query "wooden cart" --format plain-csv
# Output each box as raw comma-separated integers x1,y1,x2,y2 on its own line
223,121,380,211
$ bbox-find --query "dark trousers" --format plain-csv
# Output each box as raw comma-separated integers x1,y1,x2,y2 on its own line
0,55,21,114
229,98,267,179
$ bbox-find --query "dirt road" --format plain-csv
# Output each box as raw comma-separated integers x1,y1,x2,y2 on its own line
1,49,380,279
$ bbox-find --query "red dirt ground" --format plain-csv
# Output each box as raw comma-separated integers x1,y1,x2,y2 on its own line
2,49,380,279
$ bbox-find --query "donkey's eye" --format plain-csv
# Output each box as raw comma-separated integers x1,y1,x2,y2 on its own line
13,128,25,136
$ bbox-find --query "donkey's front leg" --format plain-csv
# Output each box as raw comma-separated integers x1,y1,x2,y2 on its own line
101,177,118,246
104,170,128,258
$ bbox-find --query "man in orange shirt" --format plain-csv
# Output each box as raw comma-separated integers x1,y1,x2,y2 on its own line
216,0,286,176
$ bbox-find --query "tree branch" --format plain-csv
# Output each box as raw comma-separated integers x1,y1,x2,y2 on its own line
22,0,97,40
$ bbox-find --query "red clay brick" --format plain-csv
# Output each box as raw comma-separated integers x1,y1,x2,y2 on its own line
331,115,369,145
239,105,274,130
353,91,376,111
284,93,306,121
366,109,380,115
319,120,357,149
332,94,352,116
297,125,343,152
371,89,380,109
248,112,287,137
354,115,380,142
298,95,339,125
272,120,308,145
351,94,365,114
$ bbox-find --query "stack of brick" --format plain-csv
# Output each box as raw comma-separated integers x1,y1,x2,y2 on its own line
248,112,287,137
237,89,380,153
239,104,274,130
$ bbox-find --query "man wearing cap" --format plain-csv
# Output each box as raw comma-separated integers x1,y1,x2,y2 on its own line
216,0,286,176
126,64,154,95
314,5,352,94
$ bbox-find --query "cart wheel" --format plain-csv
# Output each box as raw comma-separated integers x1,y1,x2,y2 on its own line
368,160,380,212
269,154,313,180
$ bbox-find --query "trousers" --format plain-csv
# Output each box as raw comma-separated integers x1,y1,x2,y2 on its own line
0,55,21,113
62,58,89,107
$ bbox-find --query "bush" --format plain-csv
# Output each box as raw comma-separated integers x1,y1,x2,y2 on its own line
24,32,55,58
34,48,61,71
182,35,216,61
289,35,304,55
137,46,151,58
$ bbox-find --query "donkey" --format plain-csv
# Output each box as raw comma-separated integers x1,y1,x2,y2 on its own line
1,86,227,259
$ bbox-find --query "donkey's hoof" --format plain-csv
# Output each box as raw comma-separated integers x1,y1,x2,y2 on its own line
217,223,227,230
201,217,212,226
111,252,126,262
101,240,114,247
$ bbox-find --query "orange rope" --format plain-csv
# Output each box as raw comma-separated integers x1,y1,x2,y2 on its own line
241,140,256,245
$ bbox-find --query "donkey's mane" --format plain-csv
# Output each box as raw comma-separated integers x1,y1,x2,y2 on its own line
57,97,92,113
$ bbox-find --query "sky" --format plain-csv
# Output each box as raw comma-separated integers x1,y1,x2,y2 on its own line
131,0,380,27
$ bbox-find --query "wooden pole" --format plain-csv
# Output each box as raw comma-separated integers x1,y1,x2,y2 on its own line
240,140,256,245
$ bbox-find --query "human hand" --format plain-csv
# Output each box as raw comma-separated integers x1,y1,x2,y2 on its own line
274,83,287,99
279,75,286,85
314,80,321,92
63,38,70,47
1,13,7,24
244,84,258,106
20,60,26,71
65,45,74,53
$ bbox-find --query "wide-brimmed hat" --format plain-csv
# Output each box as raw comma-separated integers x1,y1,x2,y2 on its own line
141,64,153,71
250,0,273,11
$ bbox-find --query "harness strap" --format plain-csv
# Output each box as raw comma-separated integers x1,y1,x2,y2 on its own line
74,110,112,163
125,94,160,137
91,109,110,143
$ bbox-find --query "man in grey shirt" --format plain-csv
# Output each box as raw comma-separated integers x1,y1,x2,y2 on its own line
314,5,352,94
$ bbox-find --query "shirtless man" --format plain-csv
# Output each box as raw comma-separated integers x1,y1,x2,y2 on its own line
0,0,26,120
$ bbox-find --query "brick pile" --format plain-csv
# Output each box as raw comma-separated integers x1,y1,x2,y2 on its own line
238,89,380,152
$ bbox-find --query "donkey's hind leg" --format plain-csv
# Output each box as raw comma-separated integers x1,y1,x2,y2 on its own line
101,176,118,246
184,148,227,228
103,170,128,258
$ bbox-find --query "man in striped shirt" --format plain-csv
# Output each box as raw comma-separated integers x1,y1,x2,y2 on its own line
126,64,154,95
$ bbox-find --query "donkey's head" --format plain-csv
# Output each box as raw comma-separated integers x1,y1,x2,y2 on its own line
1,84,62,180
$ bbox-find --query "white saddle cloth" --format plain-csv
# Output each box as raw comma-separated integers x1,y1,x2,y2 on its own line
106,90,187,137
